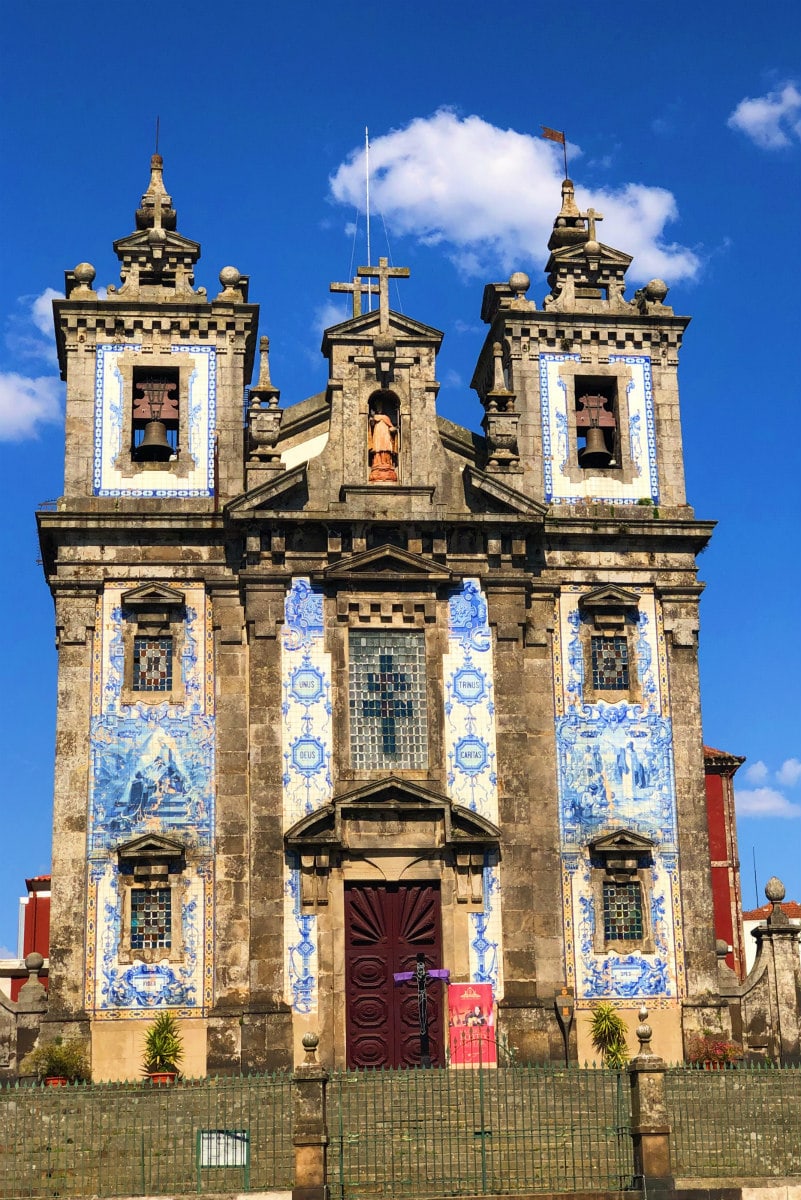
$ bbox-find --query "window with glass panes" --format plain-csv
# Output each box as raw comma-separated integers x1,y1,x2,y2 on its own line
132,636,173,691
591,635,629,690
130,887,172,950
602,881,643,941
349,629,428,769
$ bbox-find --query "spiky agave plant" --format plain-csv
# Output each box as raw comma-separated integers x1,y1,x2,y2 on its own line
142,1011,184,1076
589,1002,630,1068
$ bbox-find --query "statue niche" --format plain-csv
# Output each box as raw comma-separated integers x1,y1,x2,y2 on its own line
368,391,399,483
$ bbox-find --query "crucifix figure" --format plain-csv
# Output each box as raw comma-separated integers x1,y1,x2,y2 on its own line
356,256,410,332
329,276,379,319
393,953,450,1067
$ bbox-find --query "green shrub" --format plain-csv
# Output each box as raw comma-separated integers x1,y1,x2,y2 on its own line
589,1002,630,1068
141,1011,184,1075
20,1038,90,1082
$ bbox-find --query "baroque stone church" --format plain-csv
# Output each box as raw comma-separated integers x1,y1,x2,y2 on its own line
37,155,726,1079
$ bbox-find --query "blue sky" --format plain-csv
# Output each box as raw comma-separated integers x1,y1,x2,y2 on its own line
0,0,799,951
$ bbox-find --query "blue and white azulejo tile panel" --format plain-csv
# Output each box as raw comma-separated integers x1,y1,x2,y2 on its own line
539,352,658,504
444,579,504,1000
93,343,216,496
281,579,331,1015
86,584,215,1017
553,587,683,1002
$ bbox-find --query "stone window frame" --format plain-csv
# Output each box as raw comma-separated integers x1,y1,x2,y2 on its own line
120,584,186,708
589,830,655,956
578,586,641,705
554,359,640,485
334,596,440,784
111,349,198,480
117,835,187,966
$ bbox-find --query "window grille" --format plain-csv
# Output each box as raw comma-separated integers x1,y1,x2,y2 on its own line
133,636,173,691
349,630,428,769
591,635,629,690
602,881,643,942
131,887,172,950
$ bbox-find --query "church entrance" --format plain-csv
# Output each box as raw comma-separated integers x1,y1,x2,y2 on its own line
344,882,445,1069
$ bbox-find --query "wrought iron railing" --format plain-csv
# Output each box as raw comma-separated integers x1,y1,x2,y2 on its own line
329,1063,633,1198
665,1063,801,1180
0,1072,292,1199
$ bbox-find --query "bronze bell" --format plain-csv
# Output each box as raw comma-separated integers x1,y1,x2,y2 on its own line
134,420,173,462
578,425,612,469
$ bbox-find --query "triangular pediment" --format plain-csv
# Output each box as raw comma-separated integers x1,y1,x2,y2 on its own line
579,584,640,612
225,463,308,517
320,544,452,585
464,466,547,517
121,582,185,609
116,833,186,860
285,776,500,849
322,309,443,350
589,828,654,855
113,228,200,257
550,241,633,270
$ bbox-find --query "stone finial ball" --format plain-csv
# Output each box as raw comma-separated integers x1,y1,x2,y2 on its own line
301,1031,319,1049
715,939,729,956
584,240,600,257
74,262,96,284
219,266,242,288
765,876,786,903
645,278,669,302
508,271,530,295
25,952,44,972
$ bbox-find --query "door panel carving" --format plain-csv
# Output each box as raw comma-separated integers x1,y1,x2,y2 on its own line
345,882,444,1068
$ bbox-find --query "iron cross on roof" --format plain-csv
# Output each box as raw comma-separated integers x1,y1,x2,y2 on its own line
356,257,410,331
329,276,379,319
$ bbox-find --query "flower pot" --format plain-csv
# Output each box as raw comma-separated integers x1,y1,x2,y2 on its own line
703,1061,725,1070
148,1071,177,1084
45,1076,69,1087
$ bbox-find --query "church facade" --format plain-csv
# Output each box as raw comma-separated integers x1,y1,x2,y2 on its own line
37,157,726,1078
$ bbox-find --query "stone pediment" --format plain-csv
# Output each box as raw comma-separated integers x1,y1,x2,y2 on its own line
589,829,654,856
225,463,308,517
464,466,547,517
549,241,633,270
113,228,201,258
121,582,186,610
579,584,640,613
285,777,500,854
322,309,443,350
116,833,186,861
319,544,452,585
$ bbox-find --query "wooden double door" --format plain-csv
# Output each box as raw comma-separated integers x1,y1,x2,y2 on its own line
344,882,445,1068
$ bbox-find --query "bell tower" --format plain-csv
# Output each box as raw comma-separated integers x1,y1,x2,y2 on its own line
470,181,721,1058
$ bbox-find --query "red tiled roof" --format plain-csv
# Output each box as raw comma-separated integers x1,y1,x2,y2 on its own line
743,901,801,920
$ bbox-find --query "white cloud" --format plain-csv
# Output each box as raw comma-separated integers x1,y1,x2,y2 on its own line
776,758,801,788
30,287,63,336
735,787,801,820
728,83,801,149
329,110,700,284
744,760,770,785
0,372,63,440
0,945,16,960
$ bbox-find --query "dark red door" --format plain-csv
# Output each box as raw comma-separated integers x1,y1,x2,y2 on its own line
345,882,444,1068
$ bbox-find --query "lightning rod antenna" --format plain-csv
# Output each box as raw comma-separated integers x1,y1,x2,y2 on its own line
155,116,160,155
365,126,372,310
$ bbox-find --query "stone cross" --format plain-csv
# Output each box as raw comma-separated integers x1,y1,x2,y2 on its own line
583,207,604,241
356,257,410,331
329,276,379,319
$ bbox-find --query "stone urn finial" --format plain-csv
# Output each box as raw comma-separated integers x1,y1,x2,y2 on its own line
636,1004,653,1055
301,1031,319,1065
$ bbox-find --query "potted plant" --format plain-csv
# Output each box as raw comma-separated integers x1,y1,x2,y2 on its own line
589,1002,630,1068
142,1011,184,1083
20,1037,90,1086
686,1029,743,1068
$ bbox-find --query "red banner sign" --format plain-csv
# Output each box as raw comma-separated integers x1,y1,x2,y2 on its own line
448,982,496,1067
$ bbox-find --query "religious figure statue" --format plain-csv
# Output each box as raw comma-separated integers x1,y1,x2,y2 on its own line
368,396,398,482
